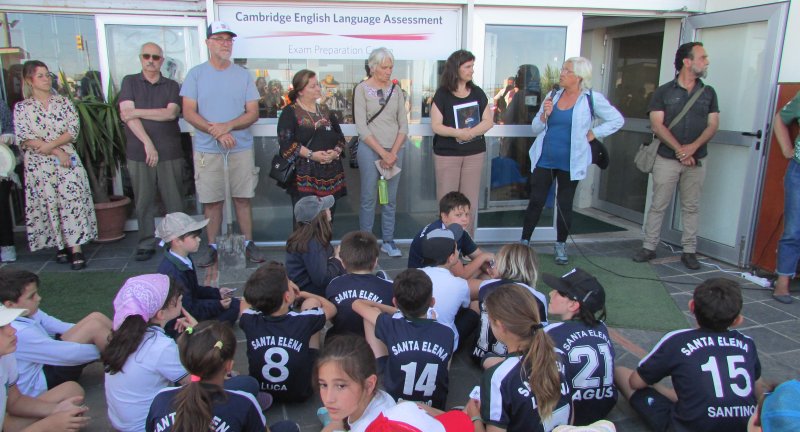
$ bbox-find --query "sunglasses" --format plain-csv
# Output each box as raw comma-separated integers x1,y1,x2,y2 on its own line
141,53,162,61
377,89,386,106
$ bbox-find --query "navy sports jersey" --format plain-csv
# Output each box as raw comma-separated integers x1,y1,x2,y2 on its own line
375,312,454,409
146,387,265,432
407,219,478,268
326,274,393,338
481,351,572,432
637,328,761,432
239,308,326,402
472,279,548,363
545,320,617,425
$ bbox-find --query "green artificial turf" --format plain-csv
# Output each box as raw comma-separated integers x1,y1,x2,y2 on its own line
537,255,689,331
37,272,137,323
36,255,687,332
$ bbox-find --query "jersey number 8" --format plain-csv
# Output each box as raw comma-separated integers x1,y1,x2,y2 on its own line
262,347,290,383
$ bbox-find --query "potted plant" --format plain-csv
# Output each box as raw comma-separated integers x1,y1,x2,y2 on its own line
61,71,130,242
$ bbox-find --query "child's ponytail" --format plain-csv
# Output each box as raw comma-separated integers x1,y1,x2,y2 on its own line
485,284,561,421
172,321,236,432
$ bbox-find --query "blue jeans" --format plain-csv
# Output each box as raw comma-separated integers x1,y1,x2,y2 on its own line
778,159,800,276
357,142,404,242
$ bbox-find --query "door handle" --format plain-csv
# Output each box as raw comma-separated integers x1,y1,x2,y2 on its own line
742,130,762,139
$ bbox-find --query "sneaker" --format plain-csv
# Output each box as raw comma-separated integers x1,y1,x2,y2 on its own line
681,252,701,270
245,241,266,263
376,270,389,281
381,241,402,258
554,242,568,265
195,246,217,267
256,391,273,412
632,248,656,263
0,246,16,263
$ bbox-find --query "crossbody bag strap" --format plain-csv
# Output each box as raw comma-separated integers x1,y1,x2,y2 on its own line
367,83,396,125
666,86,706,131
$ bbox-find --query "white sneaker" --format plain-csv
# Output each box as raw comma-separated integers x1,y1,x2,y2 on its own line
381,241,402,258
1,246,16,263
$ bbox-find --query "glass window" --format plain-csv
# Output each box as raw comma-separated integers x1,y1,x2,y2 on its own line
2,13,100,105
234,58,441,123
105,24,202,90
482,25,566,217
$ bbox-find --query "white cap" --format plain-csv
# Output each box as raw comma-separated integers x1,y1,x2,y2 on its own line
0,305,27,326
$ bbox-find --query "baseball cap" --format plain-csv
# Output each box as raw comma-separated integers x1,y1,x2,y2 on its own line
207,21,237,38
421,223,463,262
0,305,27,326
542,267,605,314
155,212,209,242
294,195,335,224
365,401,473,432
761,379,800,432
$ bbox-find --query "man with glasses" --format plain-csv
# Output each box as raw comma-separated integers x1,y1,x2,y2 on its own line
181,21,265,266
119,42,184,262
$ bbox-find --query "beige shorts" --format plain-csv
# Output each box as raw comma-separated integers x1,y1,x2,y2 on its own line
193,149,259,203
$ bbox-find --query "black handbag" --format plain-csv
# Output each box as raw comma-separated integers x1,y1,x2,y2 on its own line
587,90,610,170
269,152,295,189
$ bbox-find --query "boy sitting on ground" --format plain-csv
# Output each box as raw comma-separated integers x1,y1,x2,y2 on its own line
156,212,242,327
615,278,763,432
419,226,475,350
0,305,90,432
326,231,393,338
0,269,111,398
352,268,454,409
240,261,336,402
408,191,493,279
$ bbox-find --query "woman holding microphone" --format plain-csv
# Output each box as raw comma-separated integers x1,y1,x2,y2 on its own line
354,47,408,257
520,57,623,265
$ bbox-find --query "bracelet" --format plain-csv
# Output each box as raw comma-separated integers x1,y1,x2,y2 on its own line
471,416,482,423
306,151,313,162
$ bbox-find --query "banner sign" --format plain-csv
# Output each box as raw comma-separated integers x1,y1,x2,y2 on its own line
217,4,461,60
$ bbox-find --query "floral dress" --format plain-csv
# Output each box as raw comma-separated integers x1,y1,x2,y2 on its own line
277,103,347,199
13,95,97,251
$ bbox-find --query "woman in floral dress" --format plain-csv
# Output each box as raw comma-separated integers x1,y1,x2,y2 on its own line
14,60,97,270
277,69,347,221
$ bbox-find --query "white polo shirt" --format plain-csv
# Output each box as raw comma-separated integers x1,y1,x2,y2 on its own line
0,353,18,427
421,266,471,349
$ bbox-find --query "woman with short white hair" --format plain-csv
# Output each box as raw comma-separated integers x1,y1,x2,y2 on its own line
520,57,623,265
353,47,408,257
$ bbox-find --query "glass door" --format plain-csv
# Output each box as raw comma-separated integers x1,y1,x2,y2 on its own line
661,3,788,266
94,15,207,221
594,22,664,224
472,7,583,242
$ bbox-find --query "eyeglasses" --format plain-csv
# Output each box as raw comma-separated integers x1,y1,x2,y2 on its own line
377,89,386,106
208,37,235,44
140,53,162,61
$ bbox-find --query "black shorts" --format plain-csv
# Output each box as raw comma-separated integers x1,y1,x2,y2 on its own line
628,387,675,432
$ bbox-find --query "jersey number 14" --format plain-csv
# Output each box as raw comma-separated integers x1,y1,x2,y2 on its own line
400,362,438,397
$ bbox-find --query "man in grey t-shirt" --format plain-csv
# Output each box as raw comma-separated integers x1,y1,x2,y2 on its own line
180,21,265,266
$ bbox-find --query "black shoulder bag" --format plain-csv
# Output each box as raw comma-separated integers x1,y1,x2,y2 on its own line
586,89,610,170
270,109,316,189
349,83,396,168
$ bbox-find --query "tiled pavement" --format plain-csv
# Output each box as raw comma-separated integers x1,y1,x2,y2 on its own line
2,218,799,431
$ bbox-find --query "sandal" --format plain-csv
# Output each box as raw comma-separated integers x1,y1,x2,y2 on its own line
56,248,70,264
71,252,86,271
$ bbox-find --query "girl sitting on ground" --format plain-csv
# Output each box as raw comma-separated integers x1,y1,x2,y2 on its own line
146,321,299,432
466,284,572,432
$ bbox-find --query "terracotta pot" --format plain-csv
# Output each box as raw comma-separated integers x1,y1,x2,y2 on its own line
94,195,131,243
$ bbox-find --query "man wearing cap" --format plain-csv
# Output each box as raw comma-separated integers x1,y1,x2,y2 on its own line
181,21,264,267
0,305,89,430
119,42,184,262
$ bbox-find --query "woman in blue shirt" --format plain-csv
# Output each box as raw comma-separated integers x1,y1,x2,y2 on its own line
521,57,623,264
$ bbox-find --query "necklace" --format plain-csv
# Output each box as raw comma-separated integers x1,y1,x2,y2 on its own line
296,100,319,126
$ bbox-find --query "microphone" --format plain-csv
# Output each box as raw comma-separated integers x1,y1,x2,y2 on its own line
544,84,560,121
549,84,560,100
392,79,399,85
